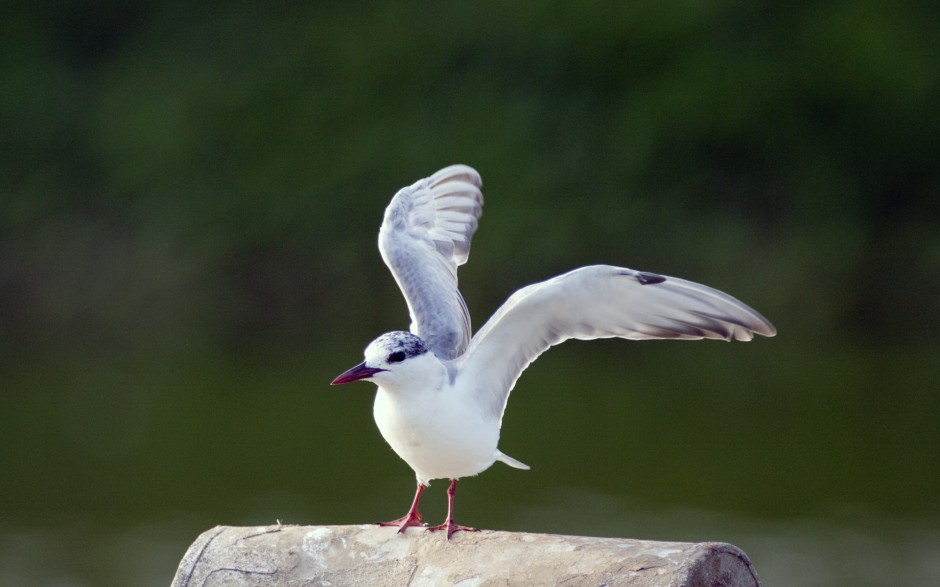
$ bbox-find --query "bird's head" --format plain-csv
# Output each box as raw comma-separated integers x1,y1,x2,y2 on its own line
331,331,437,390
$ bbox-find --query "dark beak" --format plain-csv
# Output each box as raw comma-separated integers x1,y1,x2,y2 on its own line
331,362,386,385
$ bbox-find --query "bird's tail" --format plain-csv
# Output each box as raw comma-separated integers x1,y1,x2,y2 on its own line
496,450,530,470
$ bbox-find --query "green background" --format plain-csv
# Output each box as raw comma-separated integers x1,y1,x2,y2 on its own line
2,1,938,585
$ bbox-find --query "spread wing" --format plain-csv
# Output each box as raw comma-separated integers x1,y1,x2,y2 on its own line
378,165,483,360
457,265,776,420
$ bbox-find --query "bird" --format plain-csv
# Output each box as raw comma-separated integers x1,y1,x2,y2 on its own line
331,164,776,540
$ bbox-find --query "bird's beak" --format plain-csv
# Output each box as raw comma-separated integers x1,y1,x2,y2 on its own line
331,362,386,385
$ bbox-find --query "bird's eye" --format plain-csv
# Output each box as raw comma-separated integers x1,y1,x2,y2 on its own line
387,351,406,363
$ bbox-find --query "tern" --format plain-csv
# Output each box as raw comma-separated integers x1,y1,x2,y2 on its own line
332,164,775,539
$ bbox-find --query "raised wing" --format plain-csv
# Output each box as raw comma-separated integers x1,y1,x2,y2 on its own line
378,165,483,360
457,265,776,420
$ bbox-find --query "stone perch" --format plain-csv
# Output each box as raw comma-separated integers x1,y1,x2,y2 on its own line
172,524,761,586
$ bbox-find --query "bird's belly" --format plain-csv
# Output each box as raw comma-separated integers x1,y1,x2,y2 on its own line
373,389,498,484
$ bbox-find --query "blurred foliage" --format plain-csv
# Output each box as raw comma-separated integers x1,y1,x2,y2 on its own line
1,3,939,585
3,0,938,361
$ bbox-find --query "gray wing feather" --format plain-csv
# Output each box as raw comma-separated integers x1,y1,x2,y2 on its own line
378,165,483,360
458,265,776,420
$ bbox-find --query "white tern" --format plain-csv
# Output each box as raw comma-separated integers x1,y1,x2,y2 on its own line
332,165,776,539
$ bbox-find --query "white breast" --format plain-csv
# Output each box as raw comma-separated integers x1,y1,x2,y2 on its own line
372,383,500,485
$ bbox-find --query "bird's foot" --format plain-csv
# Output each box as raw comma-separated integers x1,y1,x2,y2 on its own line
427,520,478,541
377,512,427,534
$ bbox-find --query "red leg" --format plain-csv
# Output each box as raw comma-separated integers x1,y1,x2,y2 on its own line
427,479,478,540
378,481,428,533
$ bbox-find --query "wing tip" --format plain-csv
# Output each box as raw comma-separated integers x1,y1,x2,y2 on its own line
635,268,777,340
430,164,482,188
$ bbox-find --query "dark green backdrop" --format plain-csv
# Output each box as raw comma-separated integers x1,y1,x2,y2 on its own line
2,2,938,585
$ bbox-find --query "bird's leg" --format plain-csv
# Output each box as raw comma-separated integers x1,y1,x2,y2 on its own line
427,479,478,540
378,481,428,533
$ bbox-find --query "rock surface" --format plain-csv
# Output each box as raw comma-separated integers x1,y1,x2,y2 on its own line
172,524,761,586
